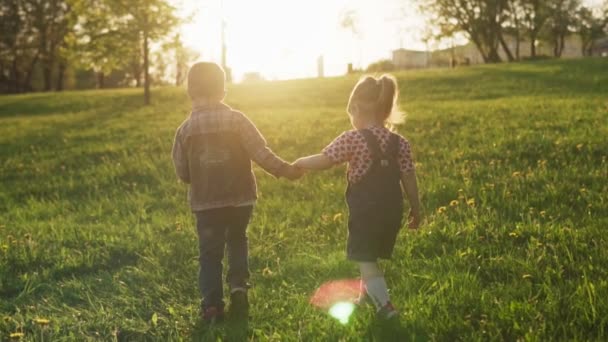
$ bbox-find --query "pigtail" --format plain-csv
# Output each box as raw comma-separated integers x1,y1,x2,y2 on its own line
347,74,405,128
377,75,404,127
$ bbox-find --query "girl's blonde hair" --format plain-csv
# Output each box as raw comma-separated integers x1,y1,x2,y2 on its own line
347,74,404,126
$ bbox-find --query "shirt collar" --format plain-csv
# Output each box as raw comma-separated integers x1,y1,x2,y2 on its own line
191,99,230,113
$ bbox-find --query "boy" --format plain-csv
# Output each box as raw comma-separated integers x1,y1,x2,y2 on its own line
172,62,303,323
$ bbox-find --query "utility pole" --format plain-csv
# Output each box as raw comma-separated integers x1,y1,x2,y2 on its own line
220,0,231,82
317,55,324,78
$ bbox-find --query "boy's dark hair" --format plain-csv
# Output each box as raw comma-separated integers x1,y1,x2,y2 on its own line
187,62,225,100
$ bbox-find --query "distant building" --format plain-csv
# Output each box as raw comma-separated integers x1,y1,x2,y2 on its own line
394,34,606,69
592,38,608,57
392,49,429,69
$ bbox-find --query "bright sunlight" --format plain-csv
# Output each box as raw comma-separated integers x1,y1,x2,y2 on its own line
178,0,427,81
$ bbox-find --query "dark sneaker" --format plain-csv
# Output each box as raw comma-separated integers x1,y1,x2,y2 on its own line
201,306,225,324
376,302,398,320
229,290,249,319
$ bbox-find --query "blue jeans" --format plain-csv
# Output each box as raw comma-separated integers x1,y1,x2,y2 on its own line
195,205,253,309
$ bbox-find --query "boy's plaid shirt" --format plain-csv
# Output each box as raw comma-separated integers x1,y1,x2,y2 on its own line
172,102,292,211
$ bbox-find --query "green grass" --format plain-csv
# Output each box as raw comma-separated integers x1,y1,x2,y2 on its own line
1,58,607,341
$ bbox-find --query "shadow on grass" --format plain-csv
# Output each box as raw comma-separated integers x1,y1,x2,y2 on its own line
191,315,249,342
0,90,144,119
366,316,429,342
0,246,140,302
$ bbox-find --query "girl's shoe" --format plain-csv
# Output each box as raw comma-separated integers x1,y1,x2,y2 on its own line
201,306,225,324
376,302,398,320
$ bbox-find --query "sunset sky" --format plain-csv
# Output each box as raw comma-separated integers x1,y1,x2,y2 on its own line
177,0,604,81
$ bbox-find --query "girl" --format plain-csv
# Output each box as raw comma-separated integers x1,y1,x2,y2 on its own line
294,74,421,320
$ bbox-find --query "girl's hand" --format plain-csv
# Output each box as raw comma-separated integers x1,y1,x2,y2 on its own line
293,154,334,170
408,209,421,230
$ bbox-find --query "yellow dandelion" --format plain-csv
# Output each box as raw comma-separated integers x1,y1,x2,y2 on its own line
512,171,521,177
467,198,476,207
34,318,50,325
437,206,447,214
509,232,518,237
9,332,25,339
522,274,533,279
262,267,273,277
449,200,459,207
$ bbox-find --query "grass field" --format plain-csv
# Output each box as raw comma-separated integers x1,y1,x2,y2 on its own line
1,58,607,341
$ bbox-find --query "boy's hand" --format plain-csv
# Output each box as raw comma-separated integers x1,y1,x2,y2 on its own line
408,208,421,230
284,164,305,180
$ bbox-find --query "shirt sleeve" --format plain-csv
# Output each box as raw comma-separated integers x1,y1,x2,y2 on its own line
172,125,190,183
322,132,353,164
398,137,415,173
237,112,291,178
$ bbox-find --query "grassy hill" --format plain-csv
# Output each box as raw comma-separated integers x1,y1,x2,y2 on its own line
1,58,607,340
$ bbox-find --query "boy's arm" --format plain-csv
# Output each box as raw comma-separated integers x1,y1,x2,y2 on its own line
238,113,302,180
172,128,190,183
294,154,334,170
401,170,421,229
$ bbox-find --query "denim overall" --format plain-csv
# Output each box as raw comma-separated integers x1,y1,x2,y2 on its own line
345,129,404,261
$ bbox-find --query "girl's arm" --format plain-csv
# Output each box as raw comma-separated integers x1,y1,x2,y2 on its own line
401,170,421,229
294,154,334,171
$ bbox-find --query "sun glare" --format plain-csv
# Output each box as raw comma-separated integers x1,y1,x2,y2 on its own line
179,0,426,81
329,302,356,325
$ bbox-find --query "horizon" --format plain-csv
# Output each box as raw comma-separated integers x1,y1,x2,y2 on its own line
177,0,604,82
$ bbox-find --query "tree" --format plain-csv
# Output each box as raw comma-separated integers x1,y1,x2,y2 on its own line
545,0,581,57
171,34,199,86
519,0,552,57
419,0,511,63
66,0,135,89
576,5,608,56
29,0,71,91
107,0,180,105
504,0,526,59
340,9,363,68
1,1,43,92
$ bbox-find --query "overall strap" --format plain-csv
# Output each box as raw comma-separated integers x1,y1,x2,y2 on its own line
360,129,383,159
386,133,400,159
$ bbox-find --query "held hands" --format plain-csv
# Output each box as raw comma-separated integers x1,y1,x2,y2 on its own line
283,163,306,181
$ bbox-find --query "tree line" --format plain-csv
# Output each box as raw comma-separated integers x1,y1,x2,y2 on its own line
0,0,198,104
420,0,608,63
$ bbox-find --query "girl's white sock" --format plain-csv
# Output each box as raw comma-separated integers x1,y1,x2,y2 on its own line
364,276,391,311
358,262,390,311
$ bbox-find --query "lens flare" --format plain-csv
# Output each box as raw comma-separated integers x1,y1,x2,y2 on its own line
310,279,361,324
328,301,356,324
